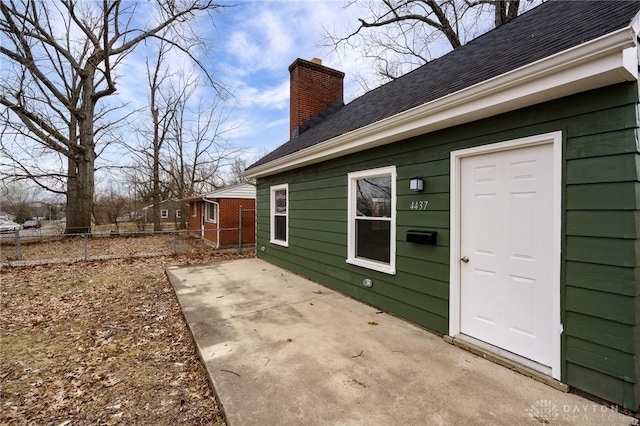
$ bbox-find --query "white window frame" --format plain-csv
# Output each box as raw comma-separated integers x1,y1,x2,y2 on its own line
270,184,289,247
175,209,182,218
347,166,397,275
160,209,168,219
192,204,198,217
205,202,218,223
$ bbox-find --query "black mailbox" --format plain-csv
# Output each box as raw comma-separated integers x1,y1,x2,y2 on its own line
406,230,437,245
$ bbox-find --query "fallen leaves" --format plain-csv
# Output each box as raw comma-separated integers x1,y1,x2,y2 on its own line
1,249,252,425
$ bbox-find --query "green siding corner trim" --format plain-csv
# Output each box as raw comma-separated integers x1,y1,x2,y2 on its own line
566,211,639,239
566,286,636,325
566,104,637,139
566,154,640,184
565,129,640,159
564,261,638,296
565,236,639,267
566,336,637,383
566,182,640,210
566,363,637,411
564,311,637,353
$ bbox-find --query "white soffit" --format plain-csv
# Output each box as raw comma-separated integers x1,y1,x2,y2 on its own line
246,23,639,179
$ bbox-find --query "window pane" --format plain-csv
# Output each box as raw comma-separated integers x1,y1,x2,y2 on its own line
356,176,391,218
356,219,390,263
275,189,287,214
274,215,287,241
207,204,216,221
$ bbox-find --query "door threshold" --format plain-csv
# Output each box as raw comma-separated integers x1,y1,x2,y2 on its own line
444,334,569,393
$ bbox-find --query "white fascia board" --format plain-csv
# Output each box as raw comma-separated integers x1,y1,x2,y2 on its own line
245,26,638,179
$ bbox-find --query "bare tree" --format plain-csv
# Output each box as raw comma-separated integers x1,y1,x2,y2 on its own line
0,182,39,223
324,0,535,86
135,41,178,232
93,186,129,230
164,73,241,198
0,0,227,234
126,41,241,230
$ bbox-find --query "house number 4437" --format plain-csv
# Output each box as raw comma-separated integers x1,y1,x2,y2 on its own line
409,200,429,211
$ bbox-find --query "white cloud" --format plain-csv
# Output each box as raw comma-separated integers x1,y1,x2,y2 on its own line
212,1,371,155
234,79,290,109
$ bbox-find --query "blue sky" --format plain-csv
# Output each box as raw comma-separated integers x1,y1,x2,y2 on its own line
197,1,375,162
108,1,375,170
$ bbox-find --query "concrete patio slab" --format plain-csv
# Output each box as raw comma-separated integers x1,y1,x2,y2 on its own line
166,258,637,426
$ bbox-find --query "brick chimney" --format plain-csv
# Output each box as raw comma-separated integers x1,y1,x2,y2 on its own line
289,58,345,139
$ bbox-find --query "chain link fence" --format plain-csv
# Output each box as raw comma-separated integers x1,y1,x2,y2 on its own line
0,227,255,266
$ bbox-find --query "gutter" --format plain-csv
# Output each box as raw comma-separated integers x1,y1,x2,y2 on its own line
244,24,639,180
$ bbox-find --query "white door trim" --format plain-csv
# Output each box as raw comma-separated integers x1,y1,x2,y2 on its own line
449,131,562,380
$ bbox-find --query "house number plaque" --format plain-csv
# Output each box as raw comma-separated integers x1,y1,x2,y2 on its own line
409,200,429,211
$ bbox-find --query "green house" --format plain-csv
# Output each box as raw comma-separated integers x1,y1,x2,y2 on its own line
245,1,640,411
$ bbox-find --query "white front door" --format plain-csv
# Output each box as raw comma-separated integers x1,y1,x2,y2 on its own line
454,135,560,377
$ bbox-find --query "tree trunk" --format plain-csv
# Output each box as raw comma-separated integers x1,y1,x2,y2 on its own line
495,0,520,27
152,107,162,232
153,177,161,232
65,156,94,234
64,68,97,235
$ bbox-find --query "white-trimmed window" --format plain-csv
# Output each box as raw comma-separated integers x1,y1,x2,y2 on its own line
175,209,182,218
206,202,217,223
161,209,168,219
347,166,396,274
270,184,288,246
192,204,197,217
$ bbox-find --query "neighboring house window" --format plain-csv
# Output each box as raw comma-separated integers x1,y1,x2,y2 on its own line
347,166,396,275
176,209,182,218
161,209,168,219
192,204,197,217
206,202,217,223
270,184,288,246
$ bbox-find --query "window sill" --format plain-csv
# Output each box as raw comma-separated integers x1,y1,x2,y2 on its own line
346,257,395,275
270,239,288,247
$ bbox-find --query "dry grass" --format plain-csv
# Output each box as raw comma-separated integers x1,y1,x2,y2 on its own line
1,233,206,263
1,248,254,425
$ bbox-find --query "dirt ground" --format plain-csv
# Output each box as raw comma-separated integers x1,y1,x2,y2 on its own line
0,244,253,425
1,232,197,262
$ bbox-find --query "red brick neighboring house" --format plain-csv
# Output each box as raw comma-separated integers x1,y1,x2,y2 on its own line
182,183,256,248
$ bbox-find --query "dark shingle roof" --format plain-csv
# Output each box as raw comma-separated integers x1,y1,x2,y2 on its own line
249,0,640,170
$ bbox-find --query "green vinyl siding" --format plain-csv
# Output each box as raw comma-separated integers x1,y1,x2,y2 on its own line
566,211,639,239
564,261,639,296
566,336,637,381
565,236,639,267
562,89,640,410
566,363,638,411
255,82,640,410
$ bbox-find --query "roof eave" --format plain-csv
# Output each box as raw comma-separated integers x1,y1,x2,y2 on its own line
181,183,257,202
244,25,638,180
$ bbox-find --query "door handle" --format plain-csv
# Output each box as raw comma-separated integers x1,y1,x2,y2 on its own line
461,256,469,263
